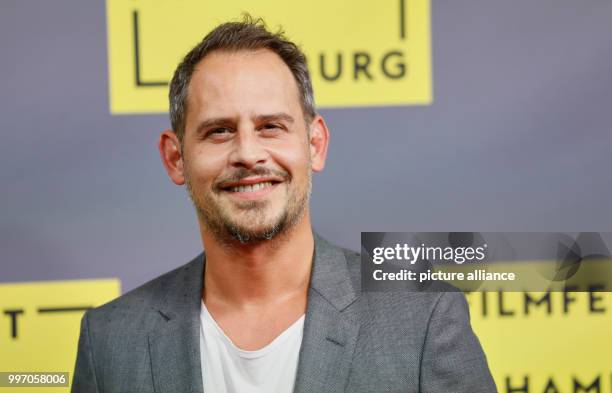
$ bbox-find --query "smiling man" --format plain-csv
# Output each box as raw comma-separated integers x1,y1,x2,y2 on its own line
72,16,497,393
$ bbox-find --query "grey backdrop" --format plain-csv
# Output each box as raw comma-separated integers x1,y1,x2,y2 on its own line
2,1,611,293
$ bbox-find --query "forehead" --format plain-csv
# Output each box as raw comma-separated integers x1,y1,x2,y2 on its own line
185,49,303,124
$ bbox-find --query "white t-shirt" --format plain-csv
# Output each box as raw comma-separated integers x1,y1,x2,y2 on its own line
199,300,305,393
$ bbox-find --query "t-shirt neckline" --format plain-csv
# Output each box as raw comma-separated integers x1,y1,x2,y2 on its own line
200,300,305,359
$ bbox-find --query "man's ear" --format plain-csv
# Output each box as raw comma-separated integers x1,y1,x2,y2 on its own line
158,130,185,185
308,115,330,172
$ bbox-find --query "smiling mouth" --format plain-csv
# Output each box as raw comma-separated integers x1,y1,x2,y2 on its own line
226,181,275,193
219,179,283,195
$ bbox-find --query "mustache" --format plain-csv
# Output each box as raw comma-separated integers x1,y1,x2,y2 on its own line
215,166,290,189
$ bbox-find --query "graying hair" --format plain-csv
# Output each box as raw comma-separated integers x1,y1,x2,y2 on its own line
169,15,316,141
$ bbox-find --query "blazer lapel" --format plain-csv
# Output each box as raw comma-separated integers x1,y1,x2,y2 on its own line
293,233,362,393
148,254,205,393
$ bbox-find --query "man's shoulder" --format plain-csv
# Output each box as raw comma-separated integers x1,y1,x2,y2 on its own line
334,243,496,393
86,253,204,321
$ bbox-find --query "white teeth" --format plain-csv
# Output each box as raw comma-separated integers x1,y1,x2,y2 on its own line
230,181,273,193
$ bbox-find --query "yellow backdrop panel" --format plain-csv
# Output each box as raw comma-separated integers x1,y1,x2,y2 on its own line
106,0,432,114
0,279,120,392
469,291,612,393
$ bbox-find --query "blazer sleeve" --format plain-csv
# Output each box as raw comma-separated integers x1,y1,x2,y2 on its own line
71,310,100,393
419,291,498,393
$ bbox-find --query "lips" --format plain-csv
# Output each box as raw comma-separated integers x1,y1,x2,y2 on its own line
227,181,274,193
220,177,284,191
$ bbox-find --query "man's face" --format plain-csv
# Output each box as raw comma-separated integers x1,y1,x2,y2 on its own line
180,49,313,244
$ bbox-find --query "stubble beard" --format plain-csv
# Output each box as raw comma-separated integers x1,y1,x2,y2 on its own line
185,165,312,246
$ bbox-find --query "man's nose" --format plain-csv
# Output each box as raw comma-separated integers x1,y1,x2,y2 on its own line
228,126,268,168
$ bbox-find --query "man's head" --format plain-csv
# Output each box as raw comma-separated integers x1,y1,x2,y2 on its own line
169,15,316,143
159,16,329,245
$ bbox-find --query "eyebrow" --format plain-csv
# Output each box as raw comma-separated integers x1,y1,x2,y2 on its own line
194,113,295,136
255,113,295,124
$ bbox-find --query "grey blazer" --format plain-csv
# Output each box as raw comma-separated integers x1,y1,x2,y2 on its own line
72,233,497,393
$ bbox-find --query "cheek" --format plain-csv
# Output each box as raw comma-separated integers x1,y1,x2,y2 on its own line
269,141,311,178
184,148,226,184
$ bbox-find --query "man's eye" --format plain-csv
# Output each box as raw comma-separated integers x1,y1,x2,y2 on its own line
260,123,283,133
208,127,231,136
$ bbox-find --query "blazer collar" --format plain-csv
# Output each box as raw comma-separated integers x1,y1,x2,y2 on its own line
148,232,361,393
308,232,359,310
293,232,362,393
148,253,205,393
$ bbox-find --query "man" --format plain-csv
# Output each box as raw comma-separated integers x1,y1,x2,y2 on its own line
72,16,497,393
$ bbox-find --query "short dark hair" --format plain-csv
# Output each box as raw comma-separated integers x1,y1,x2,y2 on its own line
169,15,316,142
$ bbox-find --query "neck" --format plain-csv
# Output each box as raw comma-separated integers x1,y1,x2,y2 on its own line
199,213,315,308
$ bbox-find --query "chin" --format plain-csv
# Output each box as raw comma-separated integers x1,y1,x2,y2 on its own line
225,215,289,244
227,226,282,243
